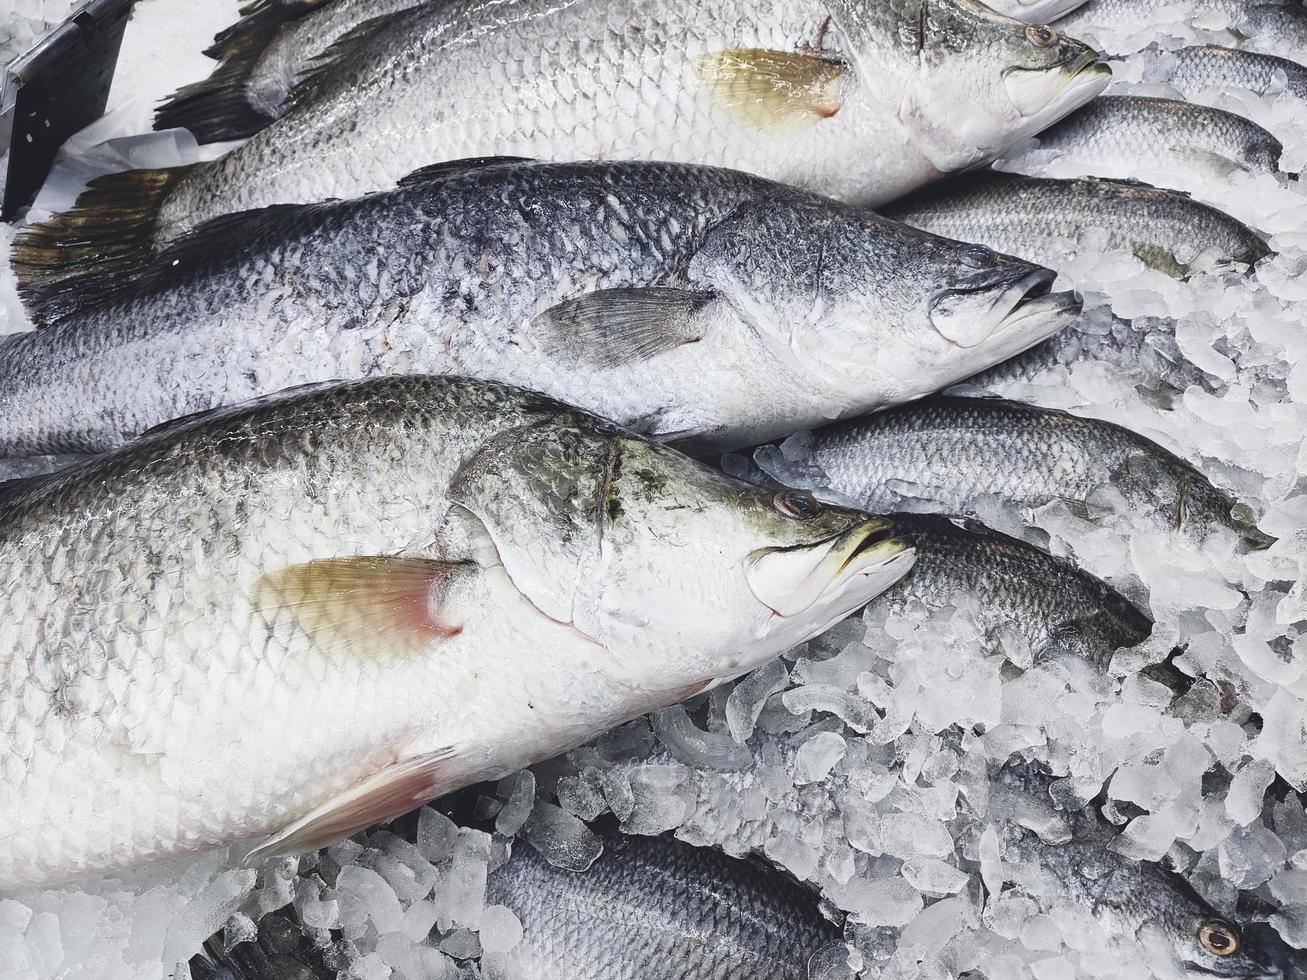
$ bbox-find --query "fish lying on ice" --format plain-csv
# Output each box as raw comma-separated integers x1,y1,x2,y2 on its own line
156,0,429,142
190,828,843,980
6,159,1081,457
0,375,915,889
884,171,1270,276
1056,0,1307,57
986,0,1093,25
1124,42,1307,101
1012,95,1290,188
744,395,1275,550
482,832,842,980
79,0,1109,254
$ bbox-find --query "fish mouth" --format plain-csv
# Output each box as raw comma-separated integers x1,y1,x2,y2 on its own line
1004,48,1111,124
929,268,1080,348
746,519,915,619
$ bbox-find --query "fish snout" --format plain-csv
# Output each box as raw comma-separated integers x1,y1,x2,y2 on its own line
1004,40,1111,122
928,265,1079,348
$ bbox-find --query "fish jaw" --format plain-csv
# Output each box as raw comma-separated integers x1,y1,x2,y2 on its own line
1003,51,1113,136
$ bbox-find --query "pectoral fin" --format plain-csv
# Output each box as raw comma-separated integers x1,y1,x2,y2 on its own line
534,287,712,368
1132,242,1188,279
255,556,476,658
245,748,459,860
695,48,847,134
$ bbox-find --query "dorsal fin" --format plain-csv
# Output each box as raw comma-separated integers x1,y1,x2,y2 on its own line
396,156,536,188
134,381,346,443
11,166,198,328
285,8,428,111
205,0,322,58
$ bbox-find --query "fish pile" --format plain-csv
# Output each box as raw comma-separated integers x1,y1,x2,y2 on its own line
0,0,1306,978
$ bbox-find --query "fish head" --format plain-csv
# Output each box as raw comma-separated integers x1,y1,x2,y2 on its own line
689,199,1080,406
1108,450,1275,552
1148,907,1289,979
447,415,914,689
871,0,1110,171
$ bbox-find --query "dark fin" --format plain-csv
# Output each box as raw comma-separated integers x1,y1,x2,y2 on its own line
285,9,423,111
0,473,55,516
18,195,318,326
154,30,282,142
533,287,713,369
245,747,460,860
206,0,322,57
11,166,198,328
396,156,536,188
254,556,477,658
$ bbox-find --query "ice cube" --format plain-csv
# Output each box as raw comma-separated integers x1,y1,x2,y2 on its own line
478,905,524,954
901,857,970,896
795,731,847,783
653,704,754,770
725,661,789,744
524,802,603,871
495,770,537,836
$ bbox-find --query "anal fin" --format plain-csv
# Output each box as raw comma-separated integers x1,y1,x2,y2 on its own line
246,748,459,861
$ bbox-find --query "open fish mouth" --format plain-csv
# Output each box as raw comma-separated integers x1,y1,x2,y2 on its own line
746,519,915,619
1005,48,1111,122
930,268,1081,348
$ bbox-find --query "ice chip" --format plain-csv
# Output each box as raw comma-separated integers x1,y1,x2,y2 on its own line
795,731,847,783
478,905,524,954
726,660,789,744
494,770,537,836
524,802,603,871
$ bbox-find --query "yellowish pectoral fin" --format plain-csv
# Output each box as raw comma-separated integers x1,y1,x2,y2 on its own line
255,556,477,658
245,748,459,861
695,48,847,135
1131,242,1188,279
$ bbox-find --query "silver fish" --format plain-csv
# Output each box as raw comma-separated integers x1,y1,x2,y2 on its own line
750,395,1275,550
883,172,1270,276
987,0,1092,25
482,833,842,980
1056,0,1307,58
1017,95,1288,187
0,375,915,888
1125,43,1307,101
5,159,1080,457
156,0,429,142
109,0,1109,251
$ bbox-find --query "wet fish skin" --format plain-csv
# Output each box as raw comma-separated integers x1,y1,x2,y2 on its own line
1056,0,1307,56
782,395,1274,549
1129,43,1307,101
986,0,1091,24
149,0,1108,242
875,513,1151,667
1024,95,1286,184
884,172,1270,273
5,160,1079,457
0,375,914,888
482,832,841,980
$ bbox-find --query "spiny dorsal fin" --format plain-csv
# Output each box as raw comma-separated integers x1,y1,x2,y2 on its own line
245,747,460,860
285,8,428,111
255,556,477,660
694,49,848,135
532,287,714,369
396,156,536,188
206,0,324,58
11,166,198,328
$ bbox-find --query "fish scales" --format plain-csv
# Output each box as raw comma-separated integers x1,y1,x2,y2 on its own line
0,375,914,887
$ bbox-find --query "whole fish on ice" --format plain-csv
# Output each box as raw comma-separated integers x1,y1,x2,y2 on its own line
6,159,1080,457
1124,43,1307,102
885,172,1270,276
747,395,1275,549
0,376,914,889
88,0,1110,252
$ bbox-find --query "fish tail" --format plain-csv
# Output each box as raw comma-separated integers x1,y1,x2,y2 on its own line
11,165,198,327
154,0,320,142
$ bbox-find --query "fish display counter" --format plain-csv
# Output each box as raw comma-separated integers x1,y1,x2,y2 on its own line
0,0,1305,979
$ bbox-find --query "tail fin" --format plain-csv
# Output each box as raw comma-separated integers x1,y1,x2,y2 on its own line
154,1,307,143
11,166,197,328
155,0,319,142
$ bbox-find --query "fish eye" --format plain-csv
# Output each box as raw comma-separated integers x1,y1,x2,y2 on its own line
1025,23,1058,47
959,244,994,268
1198,922,1240,957
773,491,823,520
